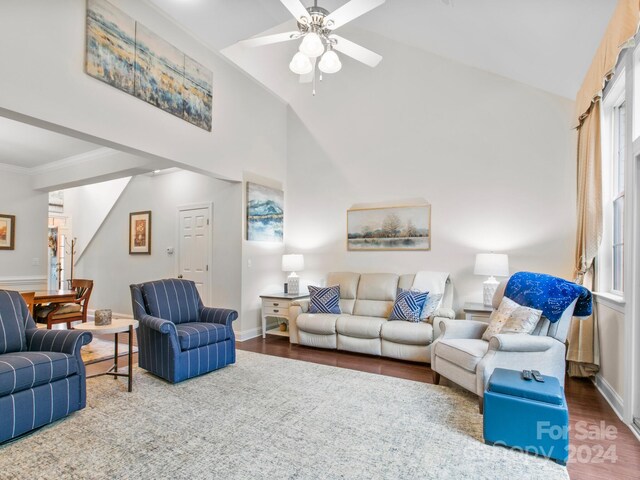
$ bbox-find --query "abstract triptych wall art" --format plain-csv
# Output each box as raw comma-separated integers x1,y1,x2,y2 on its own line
85,0,213,131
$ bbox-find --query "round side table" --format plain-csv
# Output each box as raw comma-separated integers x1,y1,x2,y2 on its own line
74,318,139,392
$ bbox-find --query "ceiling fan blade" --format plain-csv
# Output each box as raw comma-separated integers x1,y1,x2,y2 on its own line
239,31,300,48
332,35,382,67
280,0,310,22
324,0,386,30
300,58,316,83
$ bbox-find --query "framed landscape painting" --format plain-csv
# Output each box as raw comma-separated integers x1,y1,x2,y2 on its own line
246,183,283,242
129,211,151,254
0,214,15,250
347,205,431,251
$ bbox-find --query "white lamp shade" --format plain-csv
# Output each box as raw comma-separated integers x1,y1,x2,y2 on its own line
318,50,342,74
299,32,325,58
289,52,312,75
282,254,304,272
474,253,509,277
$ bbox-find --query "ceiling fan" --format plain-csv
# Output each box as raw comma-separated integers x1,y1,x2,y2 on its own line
238,0,386,91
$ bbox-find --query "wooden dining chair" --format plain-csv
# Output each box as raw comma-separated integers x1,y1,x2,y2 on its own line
20,291,35,317
38,279,94,329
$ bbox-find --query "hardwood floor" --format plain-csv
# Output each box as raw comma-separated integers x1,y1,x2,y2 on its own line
237,336,640,480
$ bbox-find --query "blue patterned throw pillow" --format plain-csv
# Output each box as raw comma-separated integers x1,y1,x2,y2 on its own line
389,289,429,322
309,285,341,314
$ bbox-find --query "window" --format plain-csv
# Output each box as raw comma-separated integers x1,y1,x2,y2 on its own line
612,101,625,293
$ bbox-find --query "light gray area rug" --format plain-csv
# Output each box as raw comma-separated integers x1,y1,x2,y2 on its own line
0,351,568,480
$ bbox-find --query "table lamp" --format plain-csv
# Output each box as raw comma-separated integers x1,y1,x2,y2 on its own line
282,254,304,295
474,253,509,306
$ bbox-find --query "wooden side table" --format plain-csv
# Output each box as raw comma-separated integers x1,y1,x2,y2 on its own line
463,302,493,322
260,293,309,338
74,318,139,392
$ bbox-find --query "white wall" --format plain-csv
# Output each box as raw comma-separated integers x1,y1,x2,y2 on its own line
73,171,243,329
0,169,48,290
595,300,625,414
63,176,131,260
0,0,287,182
285,31,577,311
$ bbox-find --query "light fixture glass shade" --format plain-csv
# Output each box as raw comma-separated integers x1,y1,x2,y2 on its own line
318,50,342,74
299,32,325,58
289,52,312,75
282,254,304,272
474,253,509,277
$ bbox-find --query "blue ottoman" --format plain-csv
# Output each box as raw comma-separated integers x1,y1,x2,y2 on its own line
483,368,569,465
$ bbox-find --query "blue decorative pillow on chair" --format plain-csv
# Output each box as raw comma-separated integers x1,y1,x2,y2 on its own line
389,289,428,322
309,285,341,314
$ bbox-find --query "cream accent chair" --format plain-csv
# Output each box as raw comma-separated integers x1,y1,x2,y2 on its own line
431,281,578,413
289,272,455,363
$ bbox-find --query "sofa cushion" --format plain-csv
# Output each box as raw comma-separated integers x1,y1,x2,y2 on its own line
0,351,78,397
35,303,82,319
353,273,398,318
0,291,28,354
435,339,489,372
389,289,428,322
336,315,386,339
327,272,360,315
175,322,230,351
381,321,433,346
309,285,341,314
142,279,201,324
297,314,339,335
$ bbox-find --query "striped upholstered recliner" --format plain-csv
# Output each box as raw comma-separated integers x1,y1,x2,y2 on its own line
130,279,238,384
0,290,92,443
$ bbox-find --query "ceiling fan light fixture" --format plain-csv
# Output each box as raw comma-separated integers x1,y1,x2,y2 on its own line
318,49,342,74
289,51,313,75
299,31,325,58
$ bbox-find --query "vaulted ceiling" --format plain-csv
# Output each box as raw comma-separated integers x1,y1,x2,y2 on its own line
150,0,617,101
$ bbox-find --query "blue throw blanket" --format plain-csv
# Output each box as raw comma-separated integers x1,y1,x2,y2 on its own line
504,272,592,322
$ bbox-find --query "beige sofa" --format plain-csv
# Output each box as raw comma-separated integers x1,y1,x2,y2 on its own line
288,272,455,363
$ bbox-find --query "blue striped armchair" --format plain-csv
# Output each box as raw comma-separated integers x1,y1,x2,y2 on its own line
130,279,238,384
0,290,92,443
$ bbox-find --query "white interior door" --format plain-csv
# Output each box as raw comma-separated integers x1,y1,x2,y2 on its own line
178,207,211,305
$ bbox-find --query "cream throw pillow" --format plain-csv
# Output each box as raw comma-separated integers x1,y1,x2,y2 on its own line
482,297,519,341
501,304,542,335
482,297,542,341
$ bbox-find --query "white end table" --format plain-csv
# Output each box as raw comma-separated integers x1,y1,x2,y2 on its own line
260,293,309,338
463,302,493,322
74,318,139,392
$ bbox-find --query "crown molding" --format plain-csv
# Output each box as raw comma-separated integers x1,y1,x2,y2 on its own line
0,162,31,175
32,147,115,175
0,147,116,176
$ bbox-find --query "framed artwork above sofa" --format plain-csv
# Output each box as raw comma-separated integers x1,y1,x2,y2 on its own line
347,205,431,251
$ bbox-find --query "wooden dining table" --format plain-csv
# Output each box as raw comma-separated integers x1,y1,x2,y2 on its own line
33,290,76,305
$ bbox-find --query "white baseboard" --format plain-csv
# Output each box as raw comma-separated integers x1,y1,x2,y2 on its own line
0,276,47,291
593,374,624,421
235,321,279,342
235,326,263,342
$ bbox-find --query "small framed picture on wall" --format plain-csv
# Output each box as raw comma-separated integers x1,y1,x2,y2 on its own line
0,214,15,250
129,211,151,255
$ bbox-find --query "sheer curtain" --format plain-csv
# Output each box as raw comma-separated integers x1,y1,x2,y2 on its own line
567,0,639,377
